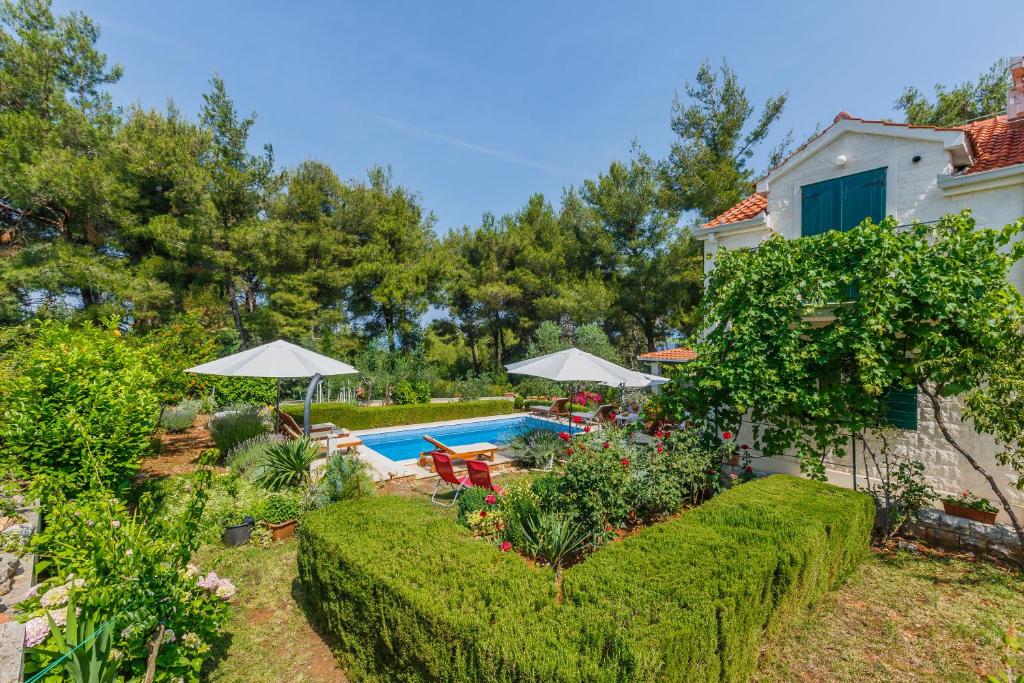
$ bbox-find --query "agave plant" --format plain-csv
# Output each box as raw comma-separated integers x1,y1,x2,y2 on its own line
520,509,588,570
255,437,321,491
505,429,564,470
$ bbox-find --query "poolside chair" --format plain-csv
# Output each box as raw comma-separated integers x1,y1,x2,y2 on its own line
465,460,504,494
574,404,616,424
529,397,569,418
429,452,472,506
278,411,338,437
418,435,499,470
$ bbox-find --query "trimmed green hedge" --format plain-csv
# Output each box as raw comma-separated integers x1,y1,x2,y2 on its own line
298,475,874,682
283,399,516,430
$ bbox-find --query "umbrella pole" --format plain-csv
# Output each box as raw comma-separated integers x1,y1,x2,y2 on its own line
275,378,281,434
303,373,322,438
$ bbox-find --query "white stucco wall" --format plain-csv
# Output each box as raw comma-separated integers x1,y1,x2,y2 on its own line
699,125,1024,521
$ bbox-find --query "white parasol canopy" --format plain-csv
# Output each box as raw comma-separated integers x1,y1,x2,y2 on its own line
186,340,358,436
505,347,668,388
186,339,358,378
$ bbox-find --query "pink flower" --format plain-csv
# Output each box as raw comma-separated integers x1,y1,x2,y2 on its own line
111,520,120,528
485,494,497,505
24,616,50,647
558,432,571,442
500,541,512,552
602,441,610,449
722,431,733,441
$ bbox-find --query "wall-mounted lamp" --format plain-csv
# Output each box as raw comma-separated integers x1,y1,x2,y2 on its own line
835,154,848,167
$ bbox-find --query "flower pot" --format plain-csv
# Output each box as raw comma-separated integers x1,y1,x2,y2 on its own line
262,519,298,541
942,500,997,525
222,518,254,546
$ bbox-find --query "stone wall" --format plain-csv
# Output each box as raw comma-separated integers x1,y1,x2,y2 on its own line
908,508,1022,566
0,500,39,683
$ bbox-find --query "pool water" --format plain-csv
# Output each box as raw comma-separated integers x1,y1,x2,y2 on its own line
359,415,577,462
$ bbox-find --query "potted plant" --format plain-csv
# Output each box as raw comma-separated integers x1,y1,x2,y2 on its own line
941,491,999,524
222,515,255,546
259,494,301,541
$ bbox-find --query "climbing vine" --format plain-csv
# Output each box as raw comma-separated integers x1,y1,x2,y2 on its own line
657,210,1024,544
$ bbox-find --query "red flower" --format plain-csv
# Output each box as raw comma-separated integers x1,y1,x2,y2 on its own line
485,494,497,505
744,466,753,474
583,425,591,433
558,431,571,441
572,415,583,424
603,441,610,449
609,412,617,419
656,444,664,454
722,431,733,441
479,510,487,518
500,541,512,552
620,457,630,468
654,430,664,438
565,447,574,456
740,444,749,450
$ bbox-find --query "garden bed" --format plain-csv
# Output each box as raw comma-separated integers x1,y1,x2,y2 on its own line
298,475,874,682
283,399,516,431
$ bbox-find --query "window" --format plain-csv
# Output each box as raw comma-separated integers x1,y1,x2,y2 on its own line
802,167,887,300
801,167,887,237
882,384,918,431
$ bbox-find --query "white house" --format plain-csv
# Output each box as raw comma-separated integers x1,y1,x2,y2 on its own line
694,57,1024,521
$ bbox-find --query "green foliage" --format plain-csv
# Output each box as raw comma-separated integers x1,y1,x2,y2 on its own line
0,320,159,494
987,626,1024,683
225,434,282,481
254,437,320,491
897,58,1012,127
206,376,276,407
496,481,542,550
148,472,271,544
21,478,230,682
504,428,564,469
455,486,493,525
160,399,202,432
26,596,119,683
285,399,515,430
391,379,431,405
256,492,300,524
943,490,999,514
660,58,790,222
305,453,374,510
519,509,588,569
866,444,936,537
208,405,269,457
297,476,874,682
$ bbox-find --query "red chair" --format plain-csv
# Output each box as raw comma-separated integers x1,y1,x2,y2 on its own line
465,460,504,494
429,451,472,506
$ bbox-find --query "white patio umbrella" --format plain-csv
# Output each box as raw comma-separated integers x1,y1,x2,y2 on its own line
505,347,669,421
186,340,358,437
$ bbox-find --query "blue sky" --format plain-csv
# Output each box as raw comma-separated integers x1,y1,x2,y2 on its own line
58,0,1022,232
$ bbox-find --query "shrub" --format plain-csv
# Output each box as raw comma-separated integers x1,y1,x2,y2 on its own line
392,380,431,405
284,400,515,430
209,405,269,456
161,398,203,432
298,476,874,682
225,434,285,481
257,492,301,524
254,438,320,491
504,428,564,469
148,472,270,545
0,320,160,494
519,509,588,570
455,486,492,525
205,375,276,407
306,454,375,510
513,394,525,409
498,481,541,550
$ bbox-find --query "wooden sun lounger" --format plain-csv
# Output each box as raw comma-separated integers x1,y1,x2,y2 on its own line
529,397,569,417
419,434,499,470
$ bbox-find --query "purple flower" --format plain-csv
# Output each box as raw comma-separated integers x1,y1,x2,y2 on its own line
24,617,50,647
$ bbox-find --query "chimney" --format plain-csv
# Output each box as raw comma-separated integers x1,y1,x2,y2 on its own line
1010,56,1024,130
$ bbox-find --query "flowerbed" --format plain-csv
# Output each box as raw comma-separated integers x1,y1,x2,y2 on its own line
283,399,515,430
298,475,874,682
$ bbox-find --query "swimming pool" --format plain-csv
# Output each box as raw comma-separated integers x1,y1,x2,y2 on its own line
358,415,578,462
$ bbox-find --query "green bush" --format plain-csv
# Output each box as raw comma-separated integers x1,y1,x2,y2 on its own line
254,437,320,491
455,486,493,524
209,405,269,456
161,399,202,432
225,434,284,481
206,375,276,407
298,475,874,682
504,428,564,469
257,492,301,524
392,380,431,405
0,320,160,494
284,400,515,430
148,472,270,544
306,454,374,510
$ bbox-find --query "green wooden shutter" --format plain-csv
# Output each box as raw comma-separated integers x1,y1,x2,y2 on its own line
841,167,887,231
801,177,842,237
883,385,918,431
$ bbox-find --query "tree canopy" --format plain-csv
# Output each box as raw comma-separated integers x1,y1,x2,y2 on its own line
895,58,1012,127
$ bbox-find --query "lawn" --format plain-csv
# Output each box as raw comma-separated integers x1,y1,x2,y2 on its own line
192,488,1024,682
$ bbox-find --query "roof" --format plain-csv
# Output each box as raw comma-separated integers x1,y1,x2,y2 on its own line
702,113,1024,230
637,348,697,363
704,193,767,228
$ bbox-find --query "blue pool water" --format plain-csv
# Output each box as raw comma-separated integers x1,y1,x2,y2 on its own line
359,415,577,462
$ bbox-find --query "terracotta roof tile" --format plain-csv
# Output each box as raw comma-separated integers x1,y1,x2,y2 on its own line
703,193,767,228
637,348,697,363
961,115,1024,174
701,113,1024,230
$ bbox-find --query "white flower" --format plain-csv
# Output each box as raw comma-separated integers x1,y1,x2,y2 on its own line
125,549,133,557
47,608,67,627
215,580,236,600
184,563,201,578
40,585,69,608
109,648,124,662
181,632,202,650
163,629,176,643
24,616,50,647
